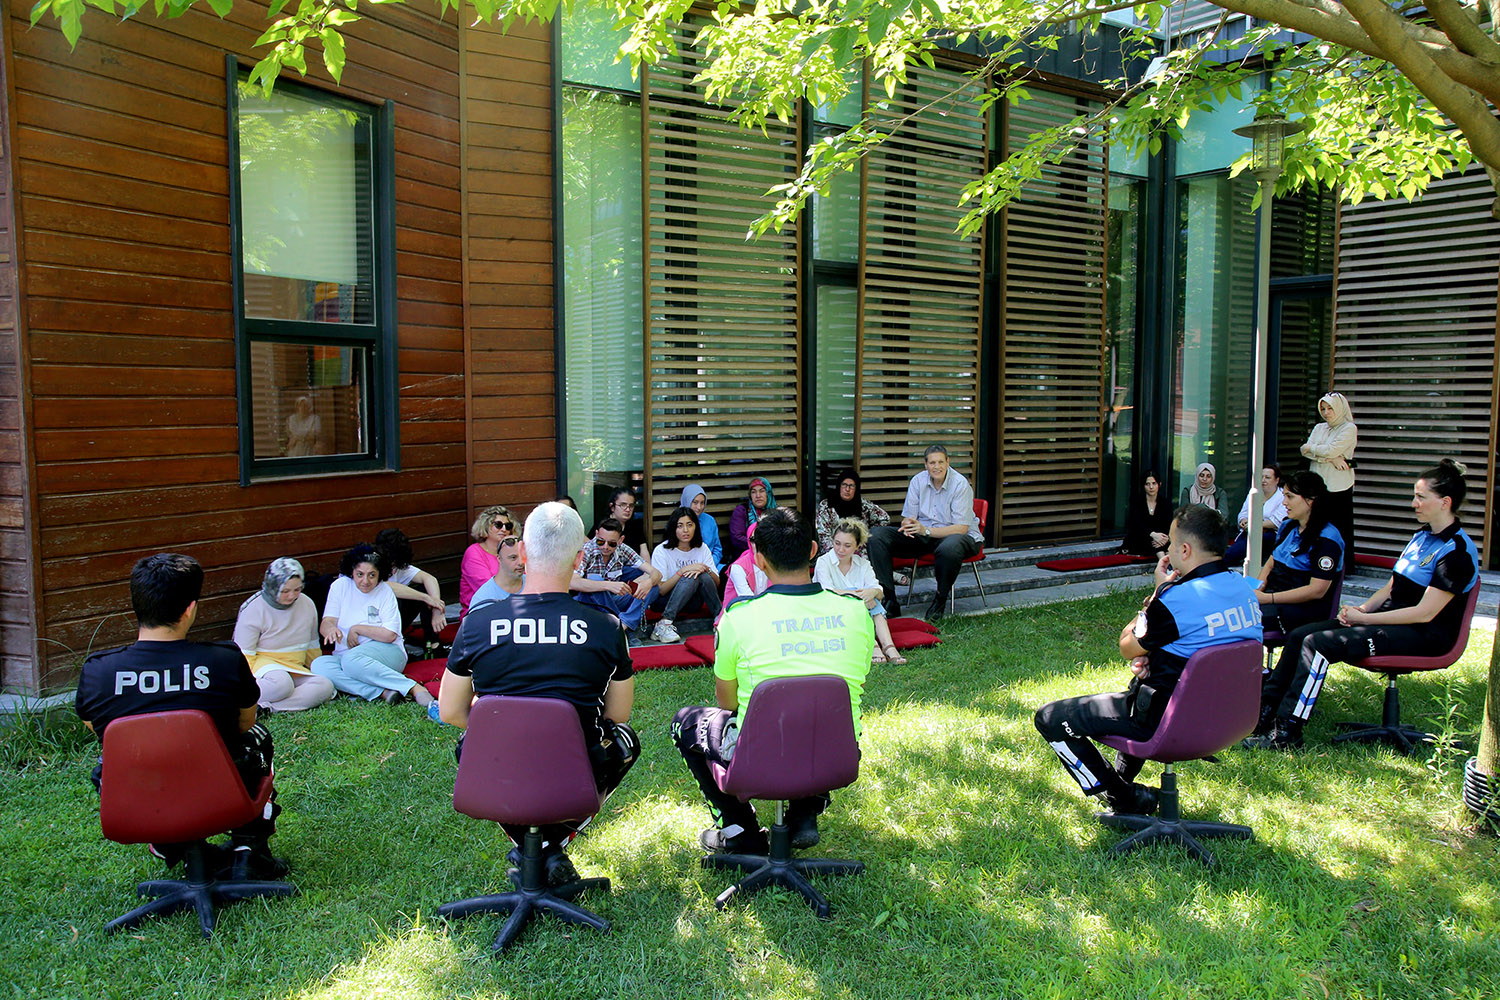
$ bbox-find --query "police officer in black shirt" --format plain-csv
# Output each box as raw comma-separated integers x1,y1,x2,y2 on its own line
75,553,286,879
441,502,639,884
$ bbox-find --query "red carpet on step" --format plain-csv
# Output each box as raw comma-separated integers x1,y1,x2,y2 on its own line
1036,554,1153,572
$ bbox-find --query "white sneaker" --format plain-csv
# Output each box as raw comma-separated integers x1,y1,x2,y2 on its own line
651,620,681,643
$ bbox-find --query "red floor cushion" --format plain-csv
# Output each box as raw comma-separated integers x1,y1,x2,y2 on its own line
629,642,710,670
1036,554,1153,572
890,631,942,650
888,617,939,635
684,634,715,664
404,657,448,698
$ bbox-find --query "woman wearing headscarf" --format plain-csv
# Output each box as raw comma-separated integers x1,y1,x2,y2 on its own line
233,558,335,713
725,476,776,566
679,483,723,569
1180,462,1228,512
1301,391,1358,561
814,468,891,555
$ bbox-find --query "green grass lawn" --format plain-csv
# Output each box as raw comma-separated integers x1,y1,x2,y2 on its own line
3,588,1499,999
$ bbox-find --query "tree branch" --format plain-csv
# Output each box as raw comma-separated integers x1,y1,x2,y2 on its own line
1426,0,1500,62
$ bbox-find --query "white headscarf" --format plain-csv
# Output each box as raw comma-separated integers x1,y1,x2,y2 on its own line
1319,392,1353,428
1188,463,1219,509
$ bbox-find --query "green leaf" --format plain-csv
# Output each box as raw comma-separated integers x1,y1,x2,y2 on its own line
867,5,891,46
59,0,83,47
320,27,345,82
206,0,231,15
324,7,360,25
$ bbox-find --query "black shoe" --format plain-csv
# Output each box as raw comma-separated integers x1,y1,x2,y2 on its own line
924,594,948,623
787,812,820,850
544,851,580,888
885,598,902,619
223,845,289,881
699,825,769,855
1251,707,1278,737
1243,721,1304,750
1104,783,1159,816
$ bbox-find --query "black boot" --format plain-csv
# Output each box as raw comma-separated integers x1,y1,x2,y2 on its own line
1243,718,1304,750
1251,705,1278,737
1102,782,1159,816
925,591,950,623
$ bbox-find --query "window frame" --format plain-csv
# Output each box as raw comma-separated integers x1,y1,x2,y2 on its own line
226,56,399,484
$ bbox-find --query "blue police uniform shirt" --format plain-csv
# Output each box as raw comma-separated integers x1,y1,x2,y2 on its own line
1387,520,1478,639
1266,521,1345,595
1135,561,1262,687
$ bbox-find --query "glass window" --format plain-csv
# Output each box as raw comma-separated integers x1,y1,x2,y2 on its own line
1175,86,1261,176
562,89,644,516
231,70,394,481
561,2,638,93
814,283,858,468
1102,176,1143,531
812,126,861,262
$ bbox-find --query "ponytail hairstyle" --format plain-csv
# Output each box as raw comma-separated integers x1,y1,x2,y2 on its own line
1419,459,1468,512
1282,470,1330,557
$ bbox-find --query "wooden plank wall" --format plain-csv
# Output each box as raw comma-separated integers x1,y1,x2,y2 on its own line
7,1,479,690
461,19,556,517
0,13,39,691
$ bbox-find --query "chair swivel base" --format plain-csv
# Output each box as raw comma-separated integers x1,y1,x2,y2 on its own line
701,823,863,919
105,844,296,938
1096,770,1253,866
1334,678,1433,755
437,832,610,953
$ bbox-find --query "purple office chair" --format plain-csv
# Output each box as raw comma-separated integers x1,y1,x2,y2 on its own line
1262,573,1343,670
436,697,611,953
702,675,864,918
1097,640,1264,864
1336,583,1481,754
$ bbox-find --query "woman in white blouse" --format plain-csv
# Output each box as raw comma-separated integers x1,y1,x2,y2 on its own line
813,518,906,664
648,506,722,643
311,544,433,710
1301,391,1358,560
233,557,335,712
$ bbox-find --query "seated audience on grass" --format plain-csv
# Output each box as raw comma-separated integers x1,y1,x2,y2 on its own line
312,545,434,713
76,553,288,879
232,557,335,713
867,444,982,622
606,487,647,552
374,527,448,647
1224,465,1287,567
719,521,769,623
814,518,906,665
1180,462,1227,513
1247,459,1477,750
1034,505,1262,816
814,468,890,556
469,536,524,612
440,502,639,882
1120,469,1173,559
725,476,776,566
1251,471,1345,636
672,506,874,854
570,517,661,639
648,506,722,643
680,483,724,569
459,505,515,618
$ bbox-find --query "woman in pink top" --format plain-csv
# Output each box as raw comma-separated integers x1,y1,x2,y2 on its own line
459,504,515,617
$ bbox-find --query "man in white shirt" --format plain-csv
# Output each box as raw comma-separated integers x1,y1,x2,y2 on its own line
866,445,982,621
1224,464,1287,568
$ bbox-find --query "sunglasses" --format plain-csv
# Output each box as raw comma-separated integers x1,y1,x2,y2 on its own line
596,537,620,548
492,520,513,531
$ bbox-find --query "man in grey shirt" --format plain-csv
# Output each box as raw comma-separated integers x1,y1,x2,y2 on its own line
867,445,982,621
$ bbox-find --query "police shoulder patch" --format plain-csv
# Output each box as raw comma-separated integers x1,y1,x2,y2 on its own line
1318,555,1334,571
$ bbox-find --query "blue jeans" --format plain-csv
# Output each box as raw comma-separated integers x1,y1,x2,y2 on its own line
574,566,656,629
311,640,411,700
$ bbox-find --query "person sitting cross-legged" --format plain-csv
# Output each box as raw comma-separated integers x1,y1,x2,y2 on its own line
569,517,661,640
866,444,983,621
440,502,640,884
76,553,288,879
1033,505,1263,815
672,506,875,854
647,506,721,643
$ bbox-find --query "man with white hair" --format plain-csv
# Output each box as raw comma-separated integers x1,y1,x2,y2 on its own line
440,502,639,883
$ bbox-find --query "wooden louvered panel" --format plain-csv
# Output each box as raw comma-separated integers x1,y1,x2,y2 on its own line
997,89,1108,542
856,64,987,514
1332,166,1500,563
641,22,802,535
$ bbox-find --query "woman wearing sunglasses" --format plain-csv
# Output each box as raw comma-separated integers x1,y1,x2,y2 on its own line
459,504,515,618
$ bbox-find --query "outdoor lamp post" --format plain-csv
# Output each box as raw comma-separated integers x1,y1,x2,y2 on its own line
1232,112,1304,577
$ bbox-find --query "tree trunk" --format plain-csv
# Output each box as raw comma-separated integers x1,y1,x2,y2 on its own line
1479,630,1500,773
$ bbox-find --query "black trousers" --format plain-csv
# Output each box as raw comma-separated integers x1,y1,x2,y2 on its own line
1034,682,1167,799
1262,599,1332,639
671,705,830,837
1321,487,1355,563
455,719,640,850
92,722,280,854
867,526,981,608
1263,619,1441,723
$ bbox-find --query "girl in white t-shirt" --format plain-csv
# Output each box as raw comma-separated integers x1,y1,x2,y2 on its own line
813,518,906,664
648,507,722,643
311,545,434,711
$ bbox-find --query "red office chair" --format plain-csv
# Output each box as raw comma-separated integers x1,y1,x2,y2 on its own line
99,710,296,938
1097,641,1264,864
701,675,864,918
436,697,612,953
895,499,989,605
1335,584,1481,754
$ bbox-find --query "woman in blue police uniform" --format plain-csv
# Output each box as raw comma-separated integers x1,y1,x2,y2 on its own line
1254,470,1345,637
1249,460,1478,749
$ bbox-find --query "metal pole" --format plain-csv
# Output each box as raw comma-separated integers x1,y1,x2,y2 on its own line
1245,170,1278,575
